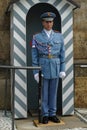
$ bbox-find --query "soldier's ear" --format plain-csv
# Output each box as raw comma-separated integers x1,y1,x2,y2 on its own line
42,20,45,23
42,20,45,26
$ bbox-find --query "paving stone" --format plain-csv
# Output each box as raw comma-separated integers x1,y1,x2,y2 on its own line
0,111,17,130
0,110,87,130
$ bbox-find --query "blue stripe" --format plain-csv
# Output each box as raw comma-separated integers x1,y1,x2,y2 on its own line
66,51,73,63
66,64,73,76
14,52,25,66
15,108,26,118
14,10,25,27
17,1,28,14
15,95,27,110
15,81,26,97
27,0,34,6
53,0,61,6
14,38,25,55
14,24,25,40
63,25,72,38
60,3,70,14
15,69,26,84
63,78,73,94
63,92,74,108
39,0,49,2
65,38,73,50
64,105,74,115
62,12,72,26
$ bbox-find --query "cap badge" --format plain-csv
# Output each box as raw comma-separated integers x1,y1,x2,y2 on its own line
48,12,51,16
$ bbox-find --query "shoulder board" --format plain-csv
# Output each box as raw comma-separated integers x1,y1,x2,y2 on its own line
54,30,60,33
35,32,40,35
33,32,40,38
34,32,40,36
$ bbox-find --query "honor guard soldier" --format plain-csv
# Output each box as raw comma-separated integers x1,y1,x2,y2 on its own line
32,12,66,124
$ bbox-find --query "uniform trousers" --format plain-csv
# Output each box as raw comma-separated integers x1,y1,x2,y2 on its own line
41,78,59,117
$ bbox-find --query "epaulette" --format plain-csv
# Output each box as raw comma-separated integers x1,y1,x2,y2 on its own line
35,32,40,34
33,32,40,38
34,32,40,36
54,30,60,33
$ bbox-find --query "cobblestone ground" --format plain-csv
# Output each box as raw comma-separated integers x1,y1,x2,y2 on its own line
64,128,87,130
75,108,87,125
0,111,17,130
75,108,87,120
0,109,87,130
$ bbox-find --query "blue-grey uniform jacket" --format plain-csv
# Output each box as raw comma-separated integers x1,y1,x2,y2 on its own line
32,29,65,79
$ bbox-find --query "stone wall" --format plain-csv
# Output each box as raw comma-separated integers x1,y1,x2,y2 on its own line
73,0,87,59
75,77,87,108
0,0,10,109
0,0,10,61
73,0,87,108
0,0,87,109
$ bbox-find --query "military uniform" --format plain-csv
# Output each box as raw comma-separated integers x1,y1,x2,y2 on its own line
32,30,65,78
32,12,65,120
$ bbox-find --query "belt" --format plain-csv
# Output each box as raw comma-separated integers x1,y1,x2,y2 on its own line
39,54,58,59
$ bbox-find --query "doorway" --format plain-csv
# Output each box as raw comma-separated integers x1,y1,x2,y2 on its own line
26,3,62,115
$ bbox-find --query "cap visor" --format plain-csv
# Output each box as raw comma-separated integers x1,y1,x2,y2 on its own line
42,18,54,21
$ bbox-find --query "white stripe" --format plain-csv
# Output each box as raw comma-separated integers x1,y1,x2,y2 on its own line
63,70,73,88
62,18,73,34
15,73,26,91
56,1,66,11
13,4,26,20
14,44,26,63
14,59,26,77
14,59,22,66
15,100,27,117
15,74,27,93
63,98,74,114
47,0,56,4
18,69,26,78
15,114,18,119
77,109,87,114
66,57,73,71
75,111,87,123
15,87,26,103
13,17,25,35
63,84,73,101
64,31,73,45
20,0,31,10
14,31,26,48
32,0,39,4
61,6,72,21
65,44,73,58
66,1,75,9
71,110,74,115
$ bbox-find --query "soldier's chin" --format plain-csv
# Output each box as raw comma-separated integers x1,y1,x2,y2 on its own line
46,27,52,30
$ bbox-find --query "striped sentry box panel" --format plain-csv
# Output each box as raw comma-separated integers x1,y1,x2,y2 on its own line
12,0,75,118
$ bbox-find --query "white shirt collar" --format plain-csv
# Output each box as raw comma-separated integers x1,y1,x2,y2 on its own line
44,29,52,38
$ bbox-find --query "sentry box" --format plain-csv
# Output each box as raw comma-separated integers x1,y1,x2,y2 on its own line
9,0,79,119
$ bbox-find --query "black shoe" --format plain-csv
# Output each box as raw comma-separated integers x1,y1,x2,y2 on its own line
49,116,60,123
42,116,48,124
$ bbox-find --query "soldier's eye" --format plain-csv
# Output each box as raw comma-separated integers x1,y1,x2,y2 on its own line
45,21,53,23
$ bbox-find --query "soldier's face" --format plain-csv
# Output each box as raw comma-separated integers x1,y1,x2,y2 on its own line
42,20,53,31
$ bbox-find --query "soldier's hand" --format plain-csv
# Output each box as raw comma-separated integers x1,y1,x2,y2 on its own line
34,73,39,83
59,72,66,79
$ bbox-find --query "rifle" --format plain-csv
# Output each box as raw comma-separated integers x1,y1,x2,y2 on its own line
38,70,42,123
